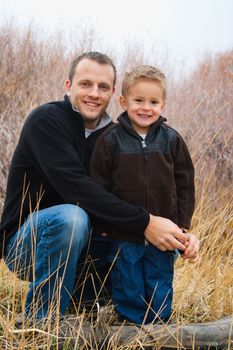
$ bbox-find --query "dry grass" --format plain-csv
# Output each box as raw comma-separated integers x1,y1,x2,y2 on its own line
0,21,232,348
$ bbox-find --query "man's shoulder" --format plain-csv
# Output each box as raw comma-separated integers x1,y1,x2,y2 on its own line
24,99,69,128
29,99,66,118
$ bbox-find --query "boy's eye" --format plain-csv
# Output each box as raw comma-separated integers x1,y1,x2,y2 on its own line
151,100,159,104
134,99,142,102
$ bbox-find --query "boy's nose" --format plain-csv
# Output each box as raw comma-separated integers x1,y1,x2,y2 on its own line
141,103,150,110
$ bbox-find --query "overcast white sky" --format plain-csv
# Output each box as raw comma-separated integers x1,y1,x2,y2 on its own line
1,0,233,72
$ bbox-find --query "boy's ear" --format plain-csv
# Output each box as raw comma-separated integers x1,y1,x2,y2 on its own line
119,95,127,110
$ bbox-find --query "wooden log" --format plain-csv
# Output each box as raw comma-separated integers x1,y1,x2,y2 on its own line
12,315,232,349
107,316,233,349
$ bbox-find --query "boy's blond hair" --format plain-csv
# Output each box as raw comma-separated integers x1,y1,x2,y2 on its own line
122,65,167,100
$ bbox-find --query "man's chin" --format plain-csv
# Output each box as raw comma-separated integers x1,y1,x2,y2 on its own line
81,108,100,118
82,114,101,128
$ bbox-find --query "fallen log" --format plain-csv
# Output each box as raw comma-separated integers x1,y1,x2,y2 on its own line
57,314,233,349
106,316,233,349
9,314,233,349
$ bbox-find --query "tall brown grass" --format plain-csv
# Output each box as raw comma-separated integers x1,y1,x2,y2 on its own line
0,21,232,348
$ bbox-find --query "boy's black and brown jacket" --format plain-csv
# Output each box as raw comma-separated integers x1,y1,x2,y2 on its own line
90,112,195,242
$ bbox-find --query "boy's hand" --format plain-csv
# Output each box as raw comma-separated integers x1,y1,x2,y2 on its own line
181,233,200,263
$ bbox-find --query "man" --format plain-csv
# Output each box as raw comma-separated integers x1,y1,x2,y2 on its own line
0,52,198,321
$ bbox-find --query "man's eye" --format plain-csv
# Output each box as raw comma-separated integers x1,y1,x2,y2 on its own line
80,82,90,87
99,84,110,91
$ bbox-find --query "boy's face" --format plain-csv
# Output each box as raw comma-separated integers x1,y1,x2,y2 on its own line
120,79,165,134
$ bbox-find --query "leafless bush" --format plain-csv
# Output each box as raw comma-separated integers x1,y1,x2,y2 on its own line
165,51,233,194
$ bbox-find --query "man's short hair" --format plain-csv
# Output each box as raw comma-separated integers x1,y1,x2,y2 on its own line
68,51,117,86
122,65,167,100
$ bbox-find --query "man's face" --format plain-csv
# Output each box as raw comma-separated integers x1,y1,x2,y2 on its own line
66,58,115,129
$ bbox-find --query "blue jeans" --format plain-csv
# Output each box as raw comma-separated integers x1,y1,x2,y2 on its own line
109,240,174,325
4,204,91,319
74,235,112,309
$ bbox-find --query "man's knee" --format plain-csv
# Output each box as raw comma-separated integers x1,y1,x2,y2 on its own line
56,204,90,240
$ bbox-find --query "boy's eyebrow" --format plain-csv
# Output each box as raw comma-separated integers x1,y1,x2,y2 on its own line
132,95,160,99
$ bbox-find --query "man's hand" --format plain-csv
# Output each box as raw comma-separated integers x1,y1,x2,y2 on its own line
144,215,188,251
181,233,200,263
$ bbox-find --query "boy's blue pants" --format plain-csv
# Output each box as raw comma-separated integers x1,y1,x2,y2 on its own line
109,240,175,325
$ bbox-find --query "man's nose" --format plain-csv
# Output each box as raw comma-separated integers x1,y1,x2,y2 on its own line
88,85,100,97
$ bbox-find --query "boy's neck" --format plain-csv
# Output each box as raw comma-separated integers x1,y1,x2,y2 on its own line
138,133,147,140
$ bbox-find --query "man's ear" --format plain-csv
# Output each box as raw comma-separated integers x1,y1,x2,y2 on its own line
65,79,71,95
119,95,127,110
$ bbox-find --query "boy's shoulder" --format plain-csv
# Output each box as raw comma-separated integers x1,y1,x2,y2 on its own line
162,122,178,133
161,122,184,140
98,122,122,139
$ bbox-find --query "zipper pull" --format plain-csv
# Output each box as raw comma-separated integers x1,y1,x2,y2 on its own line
141,140,146,148
141,140,148,160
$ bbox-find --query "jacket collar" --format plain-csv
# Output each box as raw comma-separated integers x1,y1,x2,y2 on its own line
117,111,167,139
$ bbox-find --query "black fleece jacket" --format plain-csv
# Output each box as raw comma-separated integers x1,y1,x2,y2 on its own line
90,112,195,242
0,96,149,257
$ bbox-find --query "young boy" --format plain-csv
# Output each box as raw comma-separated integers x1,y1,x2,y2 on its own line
90,65,199,325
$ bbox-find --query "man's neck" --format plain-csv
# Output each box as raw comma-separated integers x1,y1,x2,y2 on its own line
71,103,100,130
84,119,100,130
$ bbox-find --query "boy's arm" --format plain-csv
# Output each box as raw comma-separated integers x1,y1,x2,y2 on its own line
172,134,195,228
182,233,200,262
171,134,199,261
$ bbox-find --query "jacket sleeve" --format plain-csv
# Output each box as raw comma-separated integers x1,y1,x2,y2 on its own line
171,133,195,228
26,110,150,234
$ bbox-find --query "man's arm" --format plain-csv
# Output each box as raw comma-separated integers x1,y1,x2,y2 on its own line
27,111,149,235
144,215,188,251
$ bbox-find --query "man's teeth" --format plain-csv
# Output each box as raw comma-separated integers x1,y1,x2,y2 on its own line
86,102,99,107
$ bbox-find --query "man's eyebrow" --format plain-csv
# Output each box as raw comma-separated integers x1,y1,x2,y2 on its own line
99,82,111,86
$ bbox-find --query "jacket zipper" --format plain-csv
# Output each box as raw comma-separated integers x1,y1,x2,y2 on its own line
141,139,149,246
